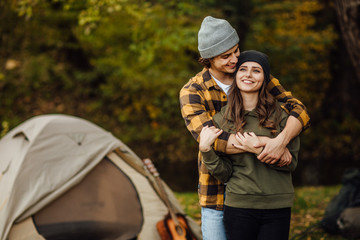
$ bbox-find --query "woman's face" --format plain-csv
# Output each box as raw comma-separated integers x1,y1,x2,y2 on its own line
236,62,264,93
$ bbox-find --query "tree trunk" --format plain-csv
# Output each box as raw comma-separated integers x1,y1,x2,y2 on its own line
334,0,360,82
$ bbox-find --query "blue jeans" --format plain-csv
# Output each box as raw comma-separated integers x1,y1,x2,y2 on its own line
201,207,227,240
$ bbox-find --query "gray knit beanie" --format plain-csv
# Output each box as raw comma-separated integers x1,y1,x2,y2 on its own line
198,16,239,59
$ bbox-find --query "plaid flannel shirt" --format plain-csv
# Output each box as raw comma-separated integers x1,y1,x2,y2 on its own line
179,68,310,210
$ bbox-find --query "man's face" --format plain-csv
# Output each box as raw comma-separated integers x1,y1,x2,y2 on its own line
210,44,240,75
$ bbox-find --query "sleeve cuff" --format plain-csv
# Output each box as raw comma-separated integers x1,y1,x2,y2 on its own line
214,131,230,153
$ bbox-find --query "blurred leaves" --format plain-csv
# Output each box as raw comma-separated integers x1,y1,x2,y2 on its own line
244,0,337,109
1,0,206,170
1,0,359,188
242,0,360,183
0,121,9,138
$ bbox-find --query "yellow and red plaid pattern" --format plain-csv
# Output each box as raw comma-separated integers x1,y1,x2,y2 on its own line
179,68,310,210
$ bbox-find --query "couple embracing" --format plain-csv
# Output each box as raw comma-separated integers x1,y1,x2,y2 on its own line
180,16,310,240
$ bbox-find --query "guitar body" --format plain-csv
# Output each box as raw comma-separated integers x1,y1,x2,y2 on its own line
156,213,196,240
142,159,197,240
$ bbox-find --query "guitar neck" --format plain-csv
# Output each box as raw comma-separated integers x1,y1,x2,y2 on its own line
154,175,181,226
143,158,181,226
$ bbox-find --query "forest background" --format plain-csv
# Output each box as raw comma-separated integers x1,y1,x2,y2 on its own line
1,0,359,191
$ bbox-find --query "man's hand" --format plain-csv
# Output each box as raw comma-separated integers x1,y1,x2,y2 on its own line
255,133,287,164
233,132,263,155
277,148,292,167
199,126,223,152
256,115,302,164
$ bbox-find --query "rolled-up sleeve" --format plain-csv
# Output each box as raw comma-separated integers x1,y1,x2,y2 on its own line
267,76,310,130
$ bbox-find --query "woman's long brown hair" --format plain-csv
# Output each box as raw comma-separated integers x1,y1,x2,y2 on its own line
223,69,281,135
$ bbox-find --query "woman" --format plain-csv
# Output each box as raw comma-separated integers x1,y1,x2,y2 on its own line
199,50,300,240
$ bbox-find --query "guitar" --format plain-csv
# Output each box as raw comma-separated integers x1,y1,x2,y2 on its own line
143,158,196,240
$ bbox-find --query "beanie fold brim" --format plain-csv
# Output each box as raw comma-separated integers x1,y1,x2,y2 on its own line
199,30,239,59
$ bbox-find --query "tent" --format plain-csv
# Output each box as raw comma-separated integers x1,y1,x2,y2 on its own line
0,114,201,240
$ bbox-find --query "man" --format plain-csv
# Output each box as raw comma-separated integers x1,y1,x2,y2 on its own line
179,16,310,239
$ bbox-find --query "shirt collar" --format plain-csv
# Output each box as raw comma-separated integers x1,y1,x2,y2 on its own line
202,68,222,91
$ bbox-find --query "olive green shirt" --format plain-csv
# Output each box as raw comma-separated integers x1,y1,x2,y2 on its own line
201,102,300,209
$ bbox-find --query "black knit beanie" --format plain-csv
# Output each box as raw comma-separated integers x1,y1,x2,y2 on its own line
236,50,270,84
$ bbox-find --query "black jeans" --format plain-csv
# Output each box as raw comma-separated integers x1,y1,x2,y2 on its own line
223,206,291,240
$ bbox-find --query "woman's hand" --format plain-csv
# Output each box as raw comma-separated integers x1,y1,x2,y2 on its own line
234,132,263,155
199,126,223,152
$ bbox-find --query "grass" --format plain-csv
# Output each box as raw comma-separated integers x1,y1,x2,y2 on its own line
175,185,347,240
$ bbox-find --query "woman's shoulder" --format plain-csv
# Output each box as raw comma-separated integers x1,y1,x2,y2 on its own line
276,101,289,115
213,105,227,122
213,105,232,129
275,101,291,127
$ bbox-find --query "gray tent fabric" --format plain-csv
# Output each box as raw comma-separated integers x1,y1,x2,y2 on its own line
0,114,121,239
0,114,202,240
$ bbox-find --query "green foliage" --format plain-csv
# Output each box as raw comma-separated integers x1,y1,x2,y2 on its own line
291,185,344,239
241,0,360,180
74,1,203,149
1,0,358,187
0,121,9,138
0,0,215,166
244,0,337,107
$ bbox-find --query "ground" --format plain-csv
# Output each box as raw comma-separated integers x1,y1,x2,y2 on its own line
175,185,348,240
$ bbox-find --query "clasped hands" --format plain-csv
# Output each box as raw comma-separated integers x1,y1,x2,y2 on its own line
233,132,291,167
199,126,291,167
